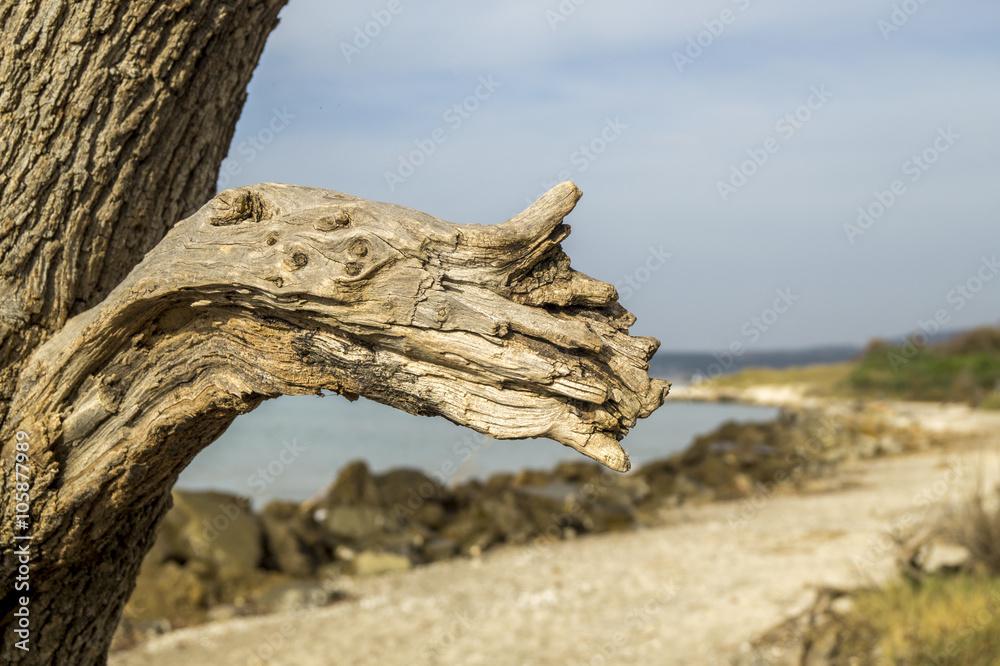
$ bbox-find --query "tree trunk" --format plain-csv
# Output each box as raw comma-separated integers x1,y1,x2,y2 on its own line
0,0,287,426
0,5,670,665
1,0,287,662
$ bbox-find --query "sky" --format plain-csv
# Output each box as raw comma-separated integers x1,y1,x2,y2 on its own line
219,0,1000,352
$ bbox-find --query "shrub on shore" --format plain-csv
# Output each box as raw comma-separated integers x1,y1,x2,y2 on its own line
849,326,1000,406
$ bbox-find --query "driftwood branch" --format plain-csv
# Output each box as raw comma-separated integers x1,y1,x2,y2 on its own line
10,181,667,476
1,181,667,663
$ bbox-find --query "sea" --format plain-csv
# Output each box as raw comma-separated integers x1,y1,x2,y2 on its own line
177,394,778,507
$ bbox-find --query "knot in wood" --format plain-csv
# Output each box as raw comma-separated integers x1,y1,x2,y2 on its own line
314,210,351,231
349,238,369,257
210,190,271,226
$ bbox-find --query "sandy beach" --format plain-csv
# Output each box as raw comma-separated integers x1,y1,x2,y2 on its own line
108,399,1000,666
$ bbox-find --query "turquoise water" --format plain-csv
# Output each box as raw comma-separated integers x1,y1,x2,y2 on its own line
177,394,778,506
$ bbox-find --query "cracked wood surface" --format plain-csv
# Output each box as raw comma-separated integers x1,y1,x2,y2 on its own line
0,0,288,429
0,181,668,664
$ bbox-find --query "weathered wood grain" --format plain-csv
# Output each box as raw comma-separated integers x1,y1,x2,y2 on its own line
13,181,668,476
1,180,668,665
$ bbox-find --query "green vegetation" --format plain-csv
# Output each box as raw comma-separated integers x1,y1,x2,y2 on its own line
821,575,1000,665
707,326,1000,407
804,485,1000,665
849,326,1000,406
705,362,856,394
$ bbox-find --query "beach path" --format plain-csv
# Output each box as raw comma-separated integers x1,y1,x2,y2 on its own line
110,427,1000,666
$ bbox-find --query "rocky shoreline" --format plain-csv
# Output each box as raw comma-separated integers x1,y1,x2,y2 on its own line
113,401,947,651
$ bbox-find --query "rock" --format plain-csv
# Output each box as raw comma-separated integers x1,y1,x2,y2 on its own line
578,500,634,534
320,505,395,543
441,509,501,555
552,460,604,484
830,596,854,616
114,618,172,648
513,482,583,534
163,490,264,572
363,528,425,563
141,524,176,570
922,540,971,573
390,499,448,529
352,550,413,576
482,473,514,494
598,473,650,505
375,468,450,509
260,501,315,577
732,473,754,496
462,530,499,557
207,605,241,622
410,501,448,528
290,508,340,564
209,566,295,609
317,561,349,582
452,478,485,506
124,561,208,624
254,580,338,613
422,538,459,562
512,468,557,487
633,459,680,501
310,460,380,508
478,493,534,543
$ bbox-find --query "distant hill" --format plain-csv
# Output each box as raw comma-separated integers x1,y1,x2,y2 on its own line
651,327,988,382
650,346,863,381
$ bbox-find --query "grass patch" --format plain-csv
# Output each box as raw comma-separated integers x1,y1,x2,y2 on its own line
846,326,1000,406
820,575,1000,665
802,485,1000,664
705,362,857,394
849,346,1000,405
707,327,1000,407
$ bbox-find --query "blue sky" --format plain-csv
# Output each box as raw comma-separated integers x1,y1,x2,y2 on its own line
219,0,1000,352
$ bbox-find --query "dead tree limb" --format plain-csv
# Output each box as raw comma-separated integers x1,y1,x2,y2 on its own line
1,181,668,663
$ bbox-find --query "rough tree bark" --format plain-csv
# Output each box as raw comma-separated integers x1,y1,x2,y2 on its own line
0,0,287,426
1,0,288,661
0,3,669,665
